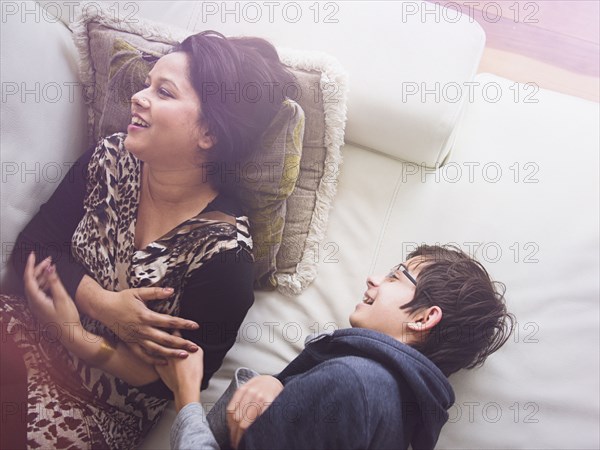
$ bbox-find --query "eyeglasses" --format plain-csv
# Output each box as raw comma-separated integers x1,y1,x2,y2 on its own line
386,263,417,286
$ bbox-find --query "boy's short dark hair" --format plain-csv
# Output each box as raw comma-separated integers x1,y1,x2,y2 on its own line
402,245,515,376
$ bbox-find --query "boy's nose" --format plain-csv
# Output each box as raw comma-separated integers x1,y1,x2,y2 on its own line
366,274,383,288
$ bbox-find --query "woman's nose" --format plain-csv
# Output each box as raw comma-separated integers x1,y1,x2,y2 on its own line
131,90,149,108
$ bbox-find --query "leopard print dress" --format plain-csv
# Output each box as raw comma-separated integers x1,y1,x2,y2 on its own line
0,133,252,449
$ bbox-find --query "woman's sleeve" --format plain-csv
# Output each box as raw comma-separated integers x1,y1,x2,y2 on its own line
181,246,255,389
141,246,255,398
11,146,94,298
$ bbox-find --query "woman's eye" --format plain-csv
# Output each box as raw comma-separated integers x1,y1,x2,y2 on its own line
140,82,171,98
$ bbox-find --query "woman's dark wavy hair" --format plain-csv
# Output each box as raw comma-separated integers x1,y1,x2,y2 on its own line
403,245,515,377
171,31,296,189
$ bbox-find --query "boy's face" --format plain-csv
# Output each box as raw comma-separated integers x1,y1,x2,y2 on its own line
349,257,424,343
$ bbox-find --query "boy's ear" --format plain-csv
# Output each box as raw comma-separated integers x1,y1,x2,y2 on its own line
407,306,442,331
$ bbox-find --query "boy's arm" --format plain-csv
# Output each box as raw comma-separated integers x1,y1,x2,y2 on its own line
171,403,219,450
153,339,221,450
239,362,369,450
154,334,204,411
226,375,284,448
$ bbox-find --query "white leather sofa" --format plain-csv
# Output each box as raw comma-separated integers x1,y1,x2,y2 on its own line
1,1,598,448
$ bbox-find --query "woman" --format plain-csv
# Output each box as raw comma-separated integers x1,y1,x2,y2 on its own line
0,30,295,449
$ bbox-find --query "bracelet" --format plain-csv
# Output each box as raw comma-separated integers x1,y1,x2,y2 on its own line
89,337,116,367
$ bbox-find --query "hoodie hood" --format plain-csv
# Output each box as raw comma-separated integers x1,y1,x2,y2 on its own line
277,327,455,449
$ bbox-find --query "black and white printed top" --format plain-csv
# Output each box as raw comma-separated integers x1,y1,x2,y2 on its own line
13,132,255,396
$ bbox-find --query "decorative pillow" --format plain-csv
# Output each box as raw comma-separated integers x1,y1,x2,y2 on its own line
71,7,348,295
237,99,304,289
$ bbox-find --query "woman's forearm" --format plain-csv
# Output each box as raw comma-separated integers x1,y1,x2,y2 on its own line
102,341,161,386
73,275,105,320
62,323,159,386
11,146,93,298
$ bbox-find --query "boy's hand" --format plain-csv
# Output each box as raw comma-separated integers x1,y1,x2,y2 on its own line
226,375,284,449
154,331,204,411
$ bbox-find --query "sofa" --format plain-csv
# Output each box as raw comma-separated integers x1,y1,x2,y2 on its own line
1,1,598,448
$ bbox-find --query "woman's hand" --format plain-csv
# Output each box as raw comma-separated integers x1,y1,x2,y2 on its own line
226,375,284,449
155,333,204,411
76,276,201,365
23,253,81,328
23,256,162,386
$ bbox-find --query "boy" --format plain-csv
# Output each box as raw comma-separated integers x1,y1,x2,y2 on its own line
157,244,514,450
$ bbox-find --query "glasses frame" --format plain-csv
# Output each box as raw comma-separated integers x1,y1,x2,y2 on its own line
387,263,417,286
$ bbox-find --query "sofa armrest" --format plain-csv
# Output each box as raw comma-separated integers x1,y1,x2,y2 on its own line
1,2,88,292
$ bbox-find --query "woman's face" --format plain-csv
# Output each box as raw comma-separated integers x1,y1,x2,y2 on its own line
124,52,213,167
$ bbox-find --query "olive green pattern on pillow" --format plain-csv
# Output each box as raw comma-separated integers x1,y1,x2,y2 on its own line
99,39,160,137
238,100,304,289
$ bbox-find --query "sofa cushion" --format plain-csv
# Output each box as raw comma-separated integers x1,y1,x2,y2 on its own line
39,0,484,167
144,74,599,450
0,3,88,292
70,8,348,293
